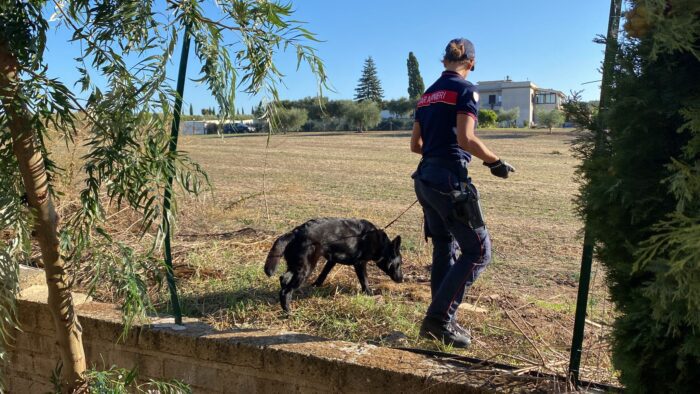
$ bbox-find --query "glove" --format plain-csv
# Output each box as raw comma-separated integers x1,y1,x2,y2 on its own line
483,159,515,178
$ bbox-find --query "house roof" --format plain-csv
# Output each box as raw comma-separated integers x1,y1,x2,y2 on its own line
476,80,564,97
534,87,566,97
477,80,535,90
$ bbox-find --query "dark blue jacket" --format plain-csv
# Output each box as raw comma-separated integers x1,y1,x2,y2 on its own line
414,71,479,191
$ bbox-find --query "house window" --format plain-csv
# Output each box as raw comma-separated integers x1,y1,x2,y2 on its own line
536,93,557,104
489,95,496,105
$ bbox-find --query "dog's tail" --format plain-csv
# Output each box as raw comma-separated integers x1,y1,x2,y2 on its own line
264,232,295,277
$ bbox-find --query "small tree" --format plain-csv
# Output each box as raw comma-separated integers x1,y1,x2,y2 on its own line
276,107,308,133
536,109,565,132
354,56,384,103
478,109,498,128
407,52,425,100
497,107,520,127
345,101,381,132
189,103,193,116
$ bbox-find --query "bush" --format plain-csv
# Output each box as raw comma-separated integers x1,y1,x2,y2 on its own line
63,366,190,393
477,109,497,128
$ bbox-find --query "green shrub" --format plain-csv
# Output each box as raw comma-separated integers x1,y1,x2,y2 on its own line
52,365,190,393
477,109,497,128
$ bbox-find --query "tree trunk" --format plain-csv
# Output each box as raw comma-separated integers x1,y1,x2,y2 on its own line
0,44,86,392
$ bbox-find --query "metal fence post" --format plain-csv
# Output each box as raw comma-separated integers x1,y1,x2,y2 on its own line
568,0,622,384
162,25,192,325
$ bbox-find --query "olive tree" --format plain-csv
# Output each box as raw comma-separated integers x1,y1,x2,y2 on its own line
0,1,326,391
277,107,309,132
536,109,565,132
383,97,415,118
497,107,520,127
345,100,381,132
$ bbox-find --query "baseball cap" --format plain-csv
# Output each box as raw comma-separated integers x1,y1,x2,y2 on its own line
445,38,476,71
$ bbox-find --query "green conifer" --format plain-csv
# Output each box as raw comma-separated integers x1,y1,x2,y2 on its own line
354,56,384,103
407,52,425,100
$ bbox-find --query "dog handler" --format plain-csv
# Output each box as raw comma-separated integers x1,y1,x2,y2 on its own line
410,38,515,347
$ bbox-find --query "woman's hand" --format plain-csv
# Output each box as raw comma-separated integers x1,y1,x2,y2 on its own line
483,159,516,178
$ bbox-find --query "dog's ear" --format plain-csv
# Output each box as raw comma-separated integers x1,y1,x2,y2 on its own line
392,235,401,254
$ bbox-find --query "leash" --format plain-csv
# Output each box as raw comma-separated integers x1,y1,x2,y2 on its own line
383,199,419,230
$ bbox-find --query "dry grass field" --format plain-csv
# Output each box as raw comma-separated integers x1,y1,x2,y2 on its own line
56,128,618,385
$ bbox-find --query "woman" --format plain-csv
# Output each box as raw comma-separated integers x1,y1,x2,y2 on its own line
411,38,514,347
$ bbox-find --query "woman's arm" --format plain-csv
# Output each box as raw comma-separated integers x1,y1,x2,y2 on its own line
455,114,498,163
410,121,423,154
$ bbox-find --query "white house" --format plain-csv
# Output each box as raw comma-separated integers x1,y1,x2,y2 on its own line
477,78,565,127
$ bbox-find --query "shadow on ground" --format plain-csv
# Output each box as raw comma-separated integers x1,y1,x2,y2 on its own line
172,280,366,318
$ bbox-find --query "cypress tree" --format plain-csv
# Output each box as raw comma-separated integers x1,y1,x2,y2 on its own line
189,103,193,116
407,52,425,100
565,1,700,390
354,56,384,103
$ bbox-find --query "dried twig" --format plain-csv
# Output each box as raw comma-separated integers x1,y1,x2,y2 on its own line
225,192,264,209
585,318,603,329
503,304,547,366
485,324,520,336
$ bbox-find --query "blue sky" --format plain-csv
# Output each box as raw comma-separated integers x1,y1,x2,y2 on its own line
43,1,612,114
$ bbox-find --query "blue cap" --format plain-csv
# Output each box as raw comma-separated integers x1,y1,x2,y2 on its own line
444,38,476,70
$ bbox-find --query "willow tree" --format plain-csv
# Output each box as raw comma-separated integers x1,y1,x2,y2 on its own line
0,1,326,391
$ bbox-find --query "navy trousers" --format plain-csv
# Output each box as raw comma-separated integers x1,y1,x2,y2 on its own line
414,177,492,323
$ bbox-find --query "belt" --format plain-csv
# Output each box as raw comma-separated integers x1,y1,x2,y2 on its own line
419,157,469,182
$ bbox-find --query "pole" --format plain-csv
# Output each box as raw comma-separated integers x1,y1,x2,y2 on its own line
162,25,192,325
568,0,621,385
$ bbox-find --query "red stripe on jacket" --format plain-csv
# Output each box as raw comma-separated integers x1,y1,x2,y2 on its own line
417,90,458,107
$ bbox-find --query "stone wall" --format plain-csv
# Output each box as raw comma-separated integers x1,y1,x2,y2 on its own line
5,270,485,393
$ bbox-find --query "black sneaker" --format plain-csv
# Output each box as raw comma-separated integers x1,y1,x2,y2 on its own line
419,317,471,348
450,320,471,339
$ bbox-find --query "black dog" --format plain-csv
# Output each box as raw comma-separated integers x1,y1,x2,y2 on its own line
264,218,403,312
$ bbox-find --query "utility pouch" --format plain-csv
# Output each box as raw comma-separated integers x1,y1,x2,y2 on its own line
449,183,485,229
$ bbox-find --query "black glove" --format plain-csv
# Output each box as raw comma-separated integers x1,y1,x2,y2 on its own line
483,159,515,178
